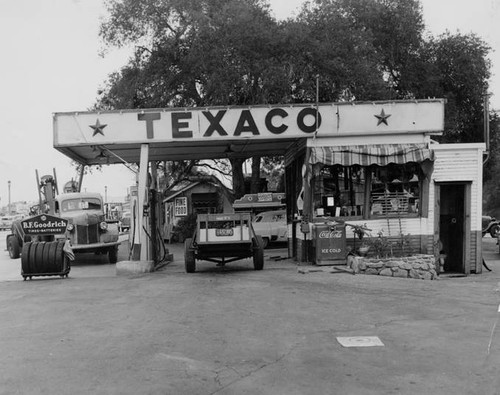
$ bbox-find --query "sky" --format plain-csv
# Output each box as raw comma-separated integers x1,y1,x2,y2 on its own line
0,0,499,207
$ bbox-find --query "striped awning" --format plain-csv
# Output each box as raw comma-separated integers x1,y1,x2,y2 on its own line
309,144,433,167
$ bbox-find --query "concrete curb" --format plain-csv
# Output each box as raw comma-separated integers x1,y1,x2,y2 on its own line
116,260,154,275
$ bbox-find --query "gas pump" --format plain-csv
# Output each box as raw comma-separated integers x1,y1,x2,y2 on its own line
128,185,170,266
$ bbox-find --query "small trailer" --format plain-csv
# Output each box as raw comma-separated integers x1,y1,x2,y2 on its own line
184,212,264,273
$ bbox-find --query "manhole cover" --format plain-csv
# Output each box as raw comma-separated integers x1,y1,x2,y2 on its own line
337,336,384,347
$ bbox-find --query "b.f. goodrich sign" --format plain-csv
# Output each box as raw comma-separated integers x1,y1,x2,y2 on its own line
21,214,68,235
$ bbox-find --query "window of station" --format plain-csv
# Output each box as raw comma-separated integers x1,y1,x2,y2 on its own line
369,163,421,216
312,164,366,218
311,162,423,218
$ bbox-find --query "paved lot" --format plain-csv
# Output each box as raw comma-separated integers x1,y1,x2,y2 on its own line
1,236,500,394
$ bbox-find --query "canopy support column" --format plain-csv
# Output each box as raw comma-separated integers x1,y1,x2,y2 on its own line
137,143,150,261
117,143,154,275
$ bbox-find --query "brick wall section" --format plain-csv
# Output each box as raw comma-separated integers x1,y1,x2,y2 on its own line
348,254,438,280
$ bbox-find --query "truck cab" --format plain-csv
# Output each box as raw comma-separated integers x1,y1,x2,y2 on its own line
55,192,120,263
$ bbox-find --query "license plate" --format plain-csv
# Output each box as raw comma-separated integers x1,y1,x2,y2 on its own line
216,228,233,237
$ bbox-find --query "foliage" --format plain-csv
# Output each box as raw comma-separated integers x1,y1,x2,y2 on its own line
96,0,493,194
422,33,491,143
347,223,371,240
97,0,292,196
395,233,413,256
98,0,287,108
296,0,425,101
366,230,392,258
173,213,197,241
482,110,500,216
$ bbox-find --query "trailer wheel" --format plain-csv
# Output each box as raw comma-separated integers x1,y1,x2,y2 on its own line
253,236,264,270
108,246,118,264
7,235,21,259
490,224,500,238
184,238,196,273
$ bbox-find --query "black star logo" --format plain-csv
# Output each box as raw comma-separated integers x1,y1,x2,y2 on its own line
374,109,391,126
89,119,107,136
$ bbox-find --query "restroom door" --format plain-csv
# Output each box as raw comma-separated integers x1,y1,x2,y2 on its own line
436,183,468,273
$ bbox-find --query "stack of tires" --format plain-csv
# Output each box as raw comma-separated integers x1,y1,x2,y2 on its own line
21,240,70,280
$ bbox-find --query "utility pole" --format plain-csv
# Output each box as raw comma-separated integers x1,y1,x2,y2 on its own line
8,180,11,214
483,92,491,165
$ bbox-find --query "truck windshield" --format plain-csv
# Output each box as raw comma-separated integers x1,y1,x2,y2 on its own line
61,198,102,212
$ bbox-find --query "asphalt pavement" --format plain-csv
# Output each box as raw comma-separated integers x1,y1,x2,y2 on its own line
2,236,500,394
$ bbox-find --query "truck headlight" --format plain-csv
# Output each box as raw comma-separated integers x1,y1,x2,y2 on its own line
99,221,108,231
67,223,74,232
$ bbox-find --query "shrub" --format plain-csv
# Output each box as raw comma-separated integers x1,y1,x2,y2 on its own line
173,213,197,242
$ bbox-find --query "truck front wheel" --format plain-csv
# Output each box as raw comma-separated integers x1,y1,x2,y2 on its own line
108,246,118,263
184,238,196,273
7,235,21,259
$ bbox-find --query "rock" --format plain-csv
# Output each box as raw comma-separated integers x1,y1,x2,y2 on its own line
347,255,360,273
399,262,413,270
421,272,433,280
365,268,379,275
385,260,403,268
379,268,393,277
393,269,409,278
408,269,421,279
366,262,384,269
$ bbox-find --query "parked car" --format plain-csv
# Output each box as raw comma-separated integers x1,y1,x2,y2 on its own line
0,216,15,230
252,209,288,248
0,215,23,231
482,215,500,238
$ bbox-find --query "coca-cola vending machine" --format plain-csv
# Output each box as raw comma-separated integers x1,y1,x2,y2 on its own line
312,221,346,265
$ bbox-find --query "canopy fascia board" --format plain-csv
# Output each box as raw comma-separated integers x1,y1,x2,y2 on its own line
53,99,445,165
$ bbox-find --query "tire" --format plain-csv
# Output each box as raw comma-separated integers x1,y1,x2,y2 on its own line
184,238,196,273
261,237,270,249
46,242,58,273
35,242,47,270
29,241,40,274
54,241,65,272
21,242,32,276
42,241,51,270
253,236,264,270
7,235,21,259
490,224,500,238
108,246,118,264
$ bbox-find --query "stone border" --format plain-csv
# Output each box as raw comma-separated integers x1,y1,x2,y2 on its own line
347,254,438,280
